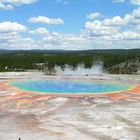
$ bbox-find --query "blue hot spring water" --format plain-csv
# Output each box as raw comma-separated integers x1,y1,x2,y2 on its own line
10,79,130,94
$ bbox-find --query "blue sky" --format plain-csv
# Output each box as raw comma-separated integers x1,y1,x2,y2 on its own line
0,0,140,50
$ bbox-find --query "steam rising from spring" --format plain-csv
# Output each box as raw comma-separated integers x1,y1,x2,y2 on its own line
55,61,106,76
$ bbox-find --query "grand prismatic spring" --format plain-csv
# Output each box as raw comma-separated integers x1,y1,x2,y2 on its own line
10,79,131,94
0,72,140,140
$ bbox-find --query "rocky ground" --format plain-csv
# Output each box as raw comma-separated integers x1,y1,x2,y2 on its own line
0,72,140,140
108,58,140,74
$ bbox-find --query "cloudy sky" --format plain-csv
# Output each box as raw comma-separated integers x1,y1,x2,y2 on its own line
0,0,140,50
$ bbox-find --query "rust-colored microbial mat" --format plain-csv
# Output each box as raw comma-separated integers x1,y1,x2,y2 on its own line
0,79,140,109
0,76,140,140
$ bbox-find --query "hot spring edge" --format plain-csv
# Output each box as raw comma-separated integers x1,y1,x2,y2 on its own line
9,79,131,94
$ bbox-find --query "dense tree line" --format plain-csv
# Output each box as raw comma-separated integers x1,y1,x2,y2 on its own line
0,49,139,72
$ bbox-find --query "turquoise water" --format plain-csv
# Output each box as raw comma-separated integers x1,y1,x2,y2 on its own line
10,79,130,94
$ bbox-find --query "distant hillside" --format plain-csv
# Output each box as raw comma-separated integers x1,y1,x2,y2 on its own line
0,49,20,54
0,49,140,55
108,58,140,74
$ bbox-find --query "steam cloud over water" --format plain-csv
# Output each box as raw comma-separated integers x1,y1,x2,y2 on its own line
55,61,106,76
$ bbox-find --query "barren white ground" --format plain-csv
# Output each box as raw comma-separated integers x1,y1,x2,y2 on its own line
0,72,140,140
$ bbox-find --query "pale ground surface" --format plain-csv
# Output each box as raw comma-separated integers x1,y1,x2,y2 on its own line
0,72,140,140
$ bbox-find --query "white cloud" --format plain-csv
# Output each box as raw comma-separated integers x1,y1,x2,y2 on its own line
29,27,49,34
131,0,140,5
84,20,119,38
0,32,37,49
114,31,140,40
28,16,64,25
0,22,27,32
87,12,100,20
0,0,37,5
103,16,126,26
0,0,37,10
85,7,140,28
42,32,87,50
81,7,140,49
0,2,13,10
1,7,140,50
113,0,140,5
37,7,140,49
113,0,125,3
